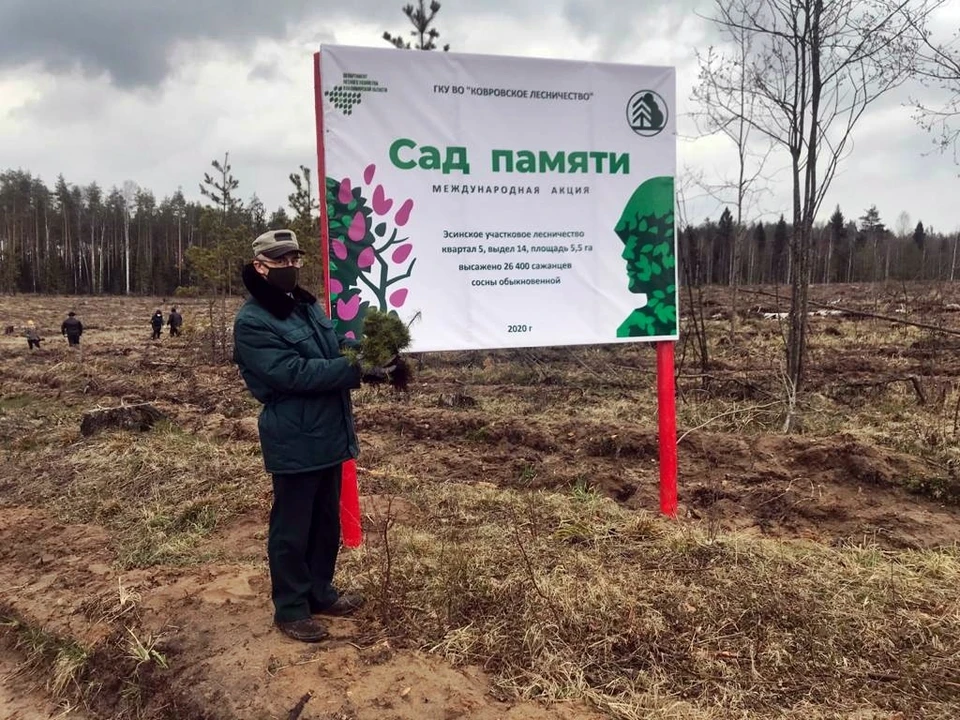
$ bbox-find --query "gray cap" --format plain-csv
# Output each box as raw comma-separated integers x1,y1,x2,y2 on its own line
252,229,304,259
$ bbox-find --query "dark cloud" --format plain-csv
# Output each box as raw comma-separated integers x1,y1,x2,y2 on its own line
0,0,404,88
562,0,709,60
248,60,281,83
0,0,711,88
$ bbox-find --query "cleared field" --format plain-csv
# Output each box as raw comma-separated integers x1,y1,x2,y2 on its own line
0,284,958,719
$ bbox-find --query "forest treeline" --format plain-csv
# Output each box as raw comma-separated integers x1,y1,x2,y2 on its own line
0,162,957,296
0,156,322,296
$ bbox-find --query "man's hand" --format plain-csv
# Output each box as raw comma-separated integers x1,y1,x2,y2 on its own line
360,363,396,384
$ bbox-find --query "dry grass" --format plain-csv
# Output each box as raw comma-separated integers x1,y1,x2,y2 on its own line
10,419,264,568
2,287,960,718
343,469,960,718
0,616,90,700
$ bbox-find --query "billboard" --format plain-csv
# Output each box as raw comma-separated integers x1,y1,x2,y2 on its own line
318,45,677,352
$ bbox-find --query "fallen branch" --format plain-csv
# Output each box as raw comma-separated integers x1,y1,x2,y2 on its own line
677,401,782,444
512,520,564,632
835,375,927,405
739,289,960,336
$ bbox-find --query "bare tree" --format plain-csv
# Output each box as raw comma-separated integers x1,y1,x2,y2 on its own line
896,210,912,238
911,19,960,163
675,174,711,384
694,27,774,342
121,180,138,295
171,187,187,286
700,0,941,430
895,209,912,279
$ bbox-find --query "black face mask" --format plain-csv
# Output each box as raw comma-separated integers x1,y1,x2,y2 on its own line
265,266,298,293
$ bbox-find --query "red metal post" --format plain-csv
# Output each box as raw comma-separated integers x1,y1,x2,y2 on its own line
315,51,363,547
313,52,332,313
656,341,678,517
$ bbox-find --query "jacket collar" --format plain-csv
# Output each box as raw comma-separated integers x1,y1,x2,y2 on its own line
242,263,317,320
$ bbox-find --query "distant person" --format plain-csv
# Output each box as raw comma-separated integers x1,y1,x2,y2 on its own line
150,310,164,340
61,311,83,347
25,320,42,350
168,307,183,337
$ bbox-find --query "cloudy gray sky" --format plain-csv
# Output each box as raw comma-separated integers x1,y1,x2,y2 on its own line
1,0,958,232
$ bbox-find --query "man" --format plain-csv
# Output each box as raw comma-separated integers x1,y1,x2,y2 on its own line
234,229,383,643
150,310,164,340
61,311,83,347
168,307,183,337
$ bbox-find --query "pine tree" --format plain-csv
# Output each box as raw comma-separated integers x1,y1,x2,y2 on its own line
913,221,926,251
914,220,927,279
753,222,767,283
268,207,291,229
384,1,450,51
716,208,735,284
199,152,242,222
248,195,267,235
773,215,788,284
859,205,887,280
828,206,846,283
287,166,322,290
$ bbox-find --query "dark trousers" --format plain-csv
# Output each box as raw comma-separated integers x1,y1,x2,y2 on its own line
269,465,342,622
170,326,181,337
27,339,40,350
66,334,80,346
151,327,161,339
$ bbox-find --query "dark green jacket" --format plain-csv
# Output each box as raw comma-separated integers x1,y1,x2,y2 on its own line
234,264,361,475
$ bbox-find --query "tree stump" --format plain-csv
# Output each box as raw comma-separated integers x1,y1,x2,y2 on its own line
80,403,167,436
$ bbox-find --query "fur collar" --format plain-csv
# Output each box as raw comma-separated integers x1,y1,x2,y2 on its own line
242,263,317,320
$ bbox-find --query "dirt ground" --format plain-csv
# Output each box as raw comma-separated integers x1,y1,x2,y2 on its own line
0,649,90,719
0,284,958,719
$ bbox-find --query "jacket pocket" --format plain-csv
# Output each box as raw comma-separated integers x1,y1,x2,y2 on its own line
281,325,314,345
281,324,323,360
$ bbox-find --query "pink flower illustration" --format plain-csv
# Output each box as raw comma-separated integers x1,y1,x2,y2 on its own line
389,289,408,308
337,294,361,321
372,185,393,215
328,170,418,323
348,211,366,242
338,178,352,204
395,199,414,227
345,331,356,339
357,247,375,269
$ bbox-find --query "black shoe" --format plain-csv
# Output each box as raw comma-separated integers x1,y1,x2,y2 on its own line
314,593,365,617
275,617,329,643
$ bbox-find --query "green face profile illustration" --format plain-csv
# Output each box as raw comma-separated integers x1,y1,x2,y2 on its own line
614,176,677,338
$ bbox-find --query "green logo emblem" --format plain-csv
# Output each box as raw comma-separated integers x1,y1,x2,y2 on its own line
325,73,389,116
627,90,667,137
